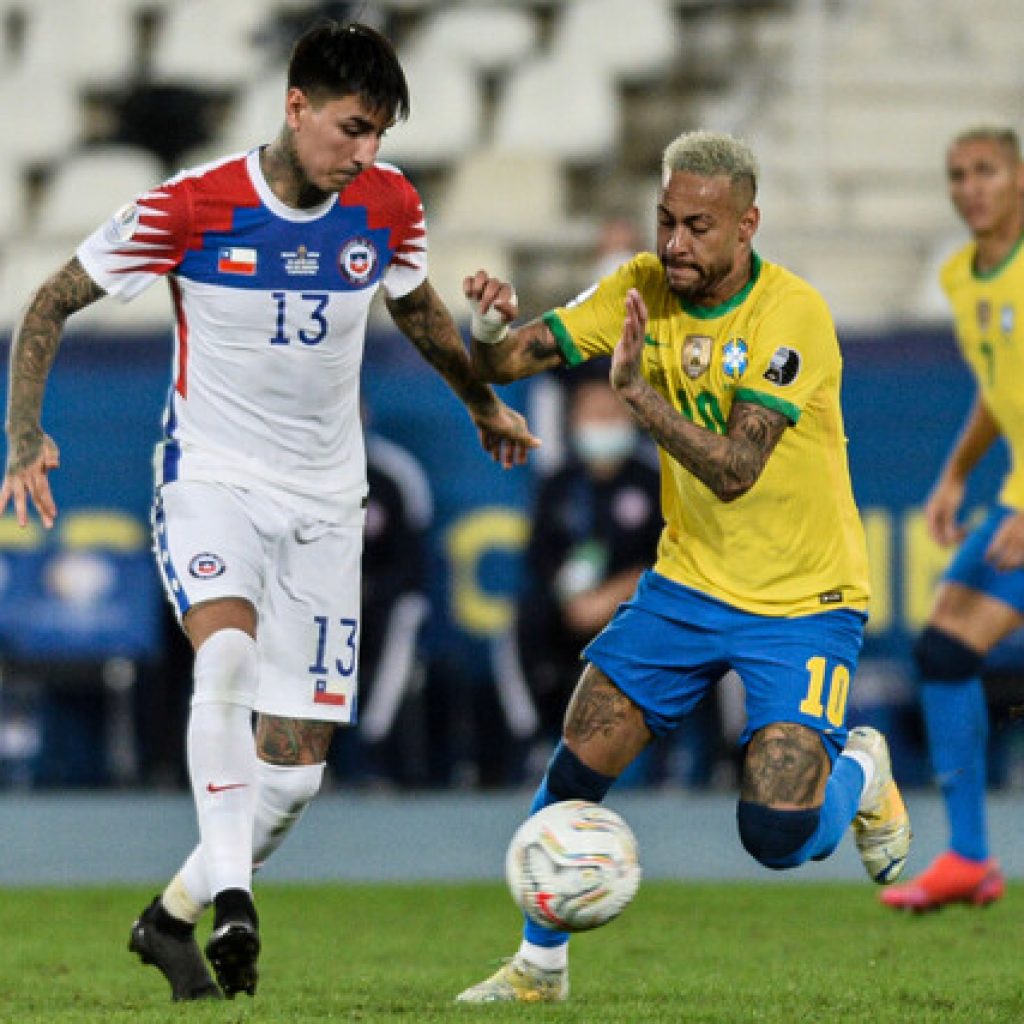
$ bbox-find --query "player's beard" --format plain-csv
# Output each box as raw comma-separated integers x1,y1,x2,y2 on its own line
661,254,732,304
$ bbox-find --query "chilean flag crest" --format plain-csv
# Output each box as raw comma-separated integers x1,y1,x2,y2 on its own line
218,246,257,275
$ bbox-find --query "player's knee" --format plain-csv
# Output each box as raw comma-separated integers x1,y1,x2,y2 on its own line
192,627,258,709
545,741,615,803
913,626,982,683
736,800,820,870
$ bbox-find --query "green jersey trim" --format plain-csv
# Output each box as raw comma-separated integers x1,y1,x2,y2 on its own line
734,386,801,425
681,253,762,319
543,311,584,366
972,232,1024,281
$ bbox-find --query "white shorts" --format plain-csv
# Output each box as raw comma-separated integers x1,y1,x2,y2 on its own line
153,479,365,724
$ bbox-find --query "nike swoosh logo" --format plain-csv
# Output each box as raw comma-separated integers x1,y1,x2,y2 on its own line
643,334,667,347
206,782,249,793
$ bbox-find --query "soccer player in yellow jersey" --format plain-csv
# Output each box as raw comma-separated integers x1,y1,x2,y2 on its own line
455,130,911,1004
881,127,1024,913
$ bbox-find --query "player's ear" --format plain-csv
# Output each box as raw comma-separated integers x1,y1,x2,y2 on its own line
738,204,759,244
284,86,310,131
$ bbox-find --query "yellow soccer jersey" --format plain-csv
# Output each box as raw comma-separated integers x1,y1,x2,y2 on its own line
543,252,870,617
941,235,1024,509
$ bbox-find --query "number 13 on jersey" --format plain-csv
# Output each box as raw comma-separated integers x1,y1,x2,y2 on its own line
309,614,359,707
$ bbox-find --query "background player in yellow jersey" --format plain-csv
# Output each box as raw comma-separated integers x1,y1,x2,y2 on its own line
881,127,1024,913
455,130,911,1004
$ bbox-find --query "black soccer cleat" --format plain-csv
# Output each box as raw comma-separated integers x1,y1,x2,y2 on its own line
204,889,260,999
129,896,222,1002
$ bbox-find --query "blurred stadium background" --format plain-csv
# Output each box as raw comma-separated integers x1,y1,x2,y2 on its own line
0,0,1022,881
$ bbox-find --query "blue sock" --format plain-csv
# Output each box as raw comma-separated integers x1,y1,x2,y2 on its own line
802,753,865,862
523,743,615,949
920,679,989,861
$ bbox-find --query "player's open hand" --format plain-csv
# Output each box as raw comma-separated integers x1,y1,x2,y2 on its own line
986,510,1024,572
923,476,967,547
0,431,60,529
610,288,648,396
471,400,541,469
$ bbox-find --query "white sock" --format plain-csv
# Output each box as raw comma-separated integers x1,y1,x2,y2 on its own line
170,759,325,910
252,761,325,869
518,939,569,971
842,749,876,799
161,872,205,925
187,628,258,896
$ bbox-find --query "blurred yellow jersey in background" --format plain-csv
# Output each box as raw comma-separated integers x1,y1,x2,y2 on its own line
941,237,1024,509
544,252,870,617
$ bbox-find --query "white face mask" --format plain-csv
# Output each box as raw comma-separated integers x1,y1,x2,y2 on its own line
571,423,636,466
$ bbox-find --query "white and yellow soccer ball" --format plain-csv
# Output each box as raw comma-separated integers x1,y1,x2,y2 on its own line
505,800,641,932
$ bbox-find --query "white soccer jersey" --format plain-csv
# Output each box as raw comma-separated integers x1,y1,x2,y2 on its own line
77,149,428,522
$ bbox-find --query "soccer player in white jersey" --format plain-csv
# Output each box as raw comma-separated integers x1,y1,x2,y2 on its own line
0,21,538,1001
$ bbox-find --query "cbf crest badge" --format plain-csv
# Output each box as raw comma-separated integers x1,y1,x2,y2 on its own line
1000,303,1015,335
722,337,749,380
682,334,712,379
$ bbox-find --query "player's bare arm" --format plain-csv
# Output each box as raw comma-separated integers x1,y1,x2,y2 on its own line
611,288,786,502
1,256,105,527
256,715,335,766
387,279,540,467
463,269,566,383
741,722,830,809
925,396,1000,546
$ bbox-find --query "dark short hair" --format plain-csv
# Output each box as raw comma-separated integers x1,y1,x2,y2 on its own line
287,21,410,122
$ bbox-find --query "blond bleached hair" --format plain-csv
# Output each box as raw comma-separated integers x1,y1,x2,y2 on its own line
950,125,1021,160
662,130,759,206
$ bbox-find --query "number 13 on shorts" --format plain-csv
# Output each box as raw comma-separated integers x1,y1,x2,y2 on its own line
309,614,359,708
798,655,850,728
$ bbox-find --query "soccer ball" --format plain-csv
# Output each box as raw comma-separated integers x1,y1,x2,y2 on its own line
505,800,641,932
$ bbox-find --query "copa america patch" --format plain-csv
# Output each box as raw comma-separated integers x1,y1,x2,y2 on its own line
111,202,140,242
338,237,377,285
763,345,802,386
188,552,227,579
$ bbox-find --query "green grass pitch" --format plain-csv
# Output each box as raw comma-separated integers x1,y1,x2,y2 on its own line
1,881,1019,1023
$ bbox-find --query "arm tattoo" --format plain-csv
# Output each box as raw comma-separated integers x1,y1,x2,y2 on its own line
741,723,829,807
564,670,637,745
386,281,492,406
6,258,104,471
622,389,787,501
256,715,335,765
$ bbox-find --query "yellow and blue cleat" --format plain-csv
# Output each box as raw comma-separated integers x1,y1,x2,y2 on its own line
456,955,569,1004
846,726,912,885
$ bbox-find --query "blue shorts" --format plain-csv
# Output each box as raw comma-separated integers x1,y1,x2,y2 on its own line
944,505,1024,614
584,570,866,757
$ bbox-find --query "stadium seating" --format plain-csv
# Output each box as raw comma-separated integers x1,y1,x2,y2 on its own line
31,145,167,242
549,0,678,84
399,3,538,73
11,0,139,88
377,54,482,170
2,0,1024,332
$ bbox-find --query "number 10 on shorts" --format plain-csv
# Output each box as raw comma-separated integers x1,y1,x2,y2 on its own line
309,614,359,707
798,655,850,728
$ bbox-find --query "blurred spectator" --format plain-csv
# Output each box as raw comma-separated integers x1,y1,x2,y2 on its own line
591,215,645,280
328,430,432,787
511,372,660,761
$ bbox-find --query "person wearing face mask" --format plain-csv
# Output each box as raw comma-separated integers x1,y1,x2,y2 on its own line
513,373,662,757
